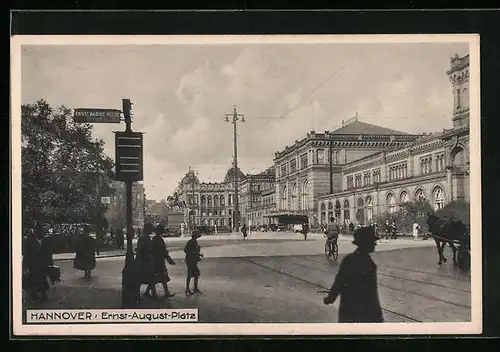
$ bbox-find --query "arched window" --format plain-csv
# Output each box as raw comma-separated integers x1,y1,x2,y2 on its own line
214,195,219,206
202,218,208,226
281,186,288,210
207,195,213,207
209,219,214,226
343,200,350,221
301,180,309,210
434,187,445,210
328,201,334,221
221,218,226,226
335,200,341,218
387,193,396,213
400,191,409,204
320,202,327,225
415,188,426,202
201,195,206,205
366,196,373,221
220,195,225,206
291,183,298,211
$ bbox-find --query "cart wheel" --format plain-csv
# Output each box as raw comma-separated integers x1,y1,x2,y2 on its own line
458,249,471,272
332,242,339,261
324,242,331,260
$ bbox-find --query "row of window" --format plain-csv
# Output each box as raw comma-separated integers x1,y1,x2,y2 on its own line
278,149,341,177
199,208,233,217
189,194,234,206
389,163,408,181
320,187,446,217
346,168,383,189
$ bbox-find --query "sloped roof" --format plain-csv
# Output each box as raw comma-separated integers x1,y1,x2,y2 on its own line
330,120,410,136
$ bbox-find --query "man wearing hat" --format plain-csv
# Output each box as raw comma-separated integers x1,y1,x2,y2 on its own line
323,226,384,323
184,230,204,295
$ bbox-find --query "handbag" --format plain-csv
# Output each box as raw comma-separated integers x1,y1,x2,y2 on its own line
47,264,61,283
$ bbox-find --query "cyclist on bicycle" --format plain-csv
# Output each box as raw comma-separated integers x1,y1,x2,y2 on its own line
325,217,340,254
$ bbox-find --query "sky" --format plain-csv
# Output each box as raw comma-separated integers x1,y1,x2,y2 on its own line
21,40,469,201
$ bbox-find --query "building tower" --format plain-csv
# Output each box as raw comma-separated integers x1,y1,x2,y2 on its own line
447,54,470,129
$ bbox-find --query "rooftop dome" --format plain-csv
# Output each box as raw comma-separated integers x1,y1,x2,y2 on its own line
224,166,246,183
181,170,199,185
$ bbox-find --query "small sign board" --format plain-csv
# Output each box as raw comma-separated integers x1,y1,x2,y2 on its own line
74,109,122,123
101,196,111,204
115,131,144,182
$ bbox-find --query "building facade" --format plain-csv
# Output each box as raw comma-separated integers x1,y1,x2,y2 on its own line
317,54,470,227
240,167,277,227
176,167,246,231
270,119,418,226
105,181,145,231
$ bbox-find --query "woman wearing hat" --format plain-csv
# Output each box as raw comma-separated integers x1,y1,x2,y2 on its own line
323,226,383,323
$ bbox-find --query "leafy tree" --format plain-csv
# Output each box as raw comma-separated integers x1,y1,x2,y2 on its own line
435,200,470,226
373,200,433,234
22,100,115,230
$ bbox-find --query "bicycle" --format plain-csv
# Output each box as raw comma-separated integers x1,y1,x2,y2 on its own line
324,236,339,261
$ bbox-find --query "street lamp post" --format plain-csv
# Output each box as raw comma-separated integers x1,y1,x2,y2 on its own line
225,106,245,232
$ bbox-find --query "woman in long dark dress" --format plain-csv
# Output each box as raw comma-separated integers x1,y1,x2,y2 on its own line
136,230,156,297
73,227,99,278
150,229,176,298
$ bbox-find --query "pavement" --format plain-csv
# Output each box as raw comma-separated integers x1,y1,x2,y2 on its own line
52,231,427,260
24,233,471,323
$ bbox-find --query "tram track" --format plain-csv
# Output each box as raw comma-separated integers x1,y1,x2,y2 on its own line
239,257,423,323
299,256,471,293
292,257,471,309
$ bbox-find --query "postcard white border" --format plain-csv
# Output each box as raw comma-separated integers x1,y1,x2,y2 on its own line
11,34,482,336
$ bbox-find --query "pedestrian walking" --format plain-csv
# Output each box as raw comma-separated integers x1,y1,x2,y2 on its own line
116,227,125,250
23,223,53,302
73,227,99,278
184,230,204,295
150,227,176,298
323,226,384,323
412,223,420,240
302,221,309,241
136,229,156,297
241,224,248,241
391,221,398,239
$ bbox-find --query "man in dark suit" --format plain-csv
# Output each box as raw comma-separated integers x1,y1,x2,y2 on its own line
323,226,383,323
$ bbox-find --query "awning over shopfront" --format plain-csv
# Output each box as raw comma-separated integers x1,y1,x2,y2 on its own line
264,211,309,225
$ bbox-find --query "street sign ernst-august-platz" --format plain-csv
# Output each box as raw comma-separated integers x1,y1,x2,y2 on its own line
73,108,122,123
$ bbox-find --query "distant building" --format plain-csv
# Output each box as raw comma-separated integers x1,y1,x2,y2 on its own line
105,181,145,231
268,53,469,228
176,167,245,231
240,167,277,227
316,54,470,227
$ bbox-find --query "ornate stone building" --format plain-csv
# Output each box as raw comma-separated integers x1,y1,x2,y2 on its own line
271,118,418,226
176,166,245,231
240,166,277,227
317,54,470,227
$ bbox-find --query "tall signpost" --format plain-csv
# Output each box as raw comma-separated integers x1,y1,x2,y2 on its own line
116,99,143,308
73,99,143,308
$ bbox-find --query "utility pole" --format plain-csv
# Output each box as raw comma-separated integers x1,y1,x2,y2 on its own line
225,106,245,232
329,132,333,194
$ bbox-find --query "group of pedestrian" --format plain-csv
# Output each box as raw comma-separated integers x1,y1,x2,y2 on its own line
135,226,204,298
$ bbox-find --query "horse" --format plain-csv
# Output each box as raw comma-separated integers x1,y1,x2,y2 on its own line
426,213,470,271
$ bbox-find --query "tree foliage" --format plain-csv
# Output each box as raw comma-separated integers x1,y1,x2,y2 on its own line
22,100,115,229
373,200,434,234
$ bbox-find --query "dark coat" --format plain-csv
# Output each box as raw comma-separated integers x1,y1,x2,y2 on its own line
328,249,383,323
73,235,97,271
23,235,53,293
184,238,201,265
151,234,171,283
136,235,155,284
